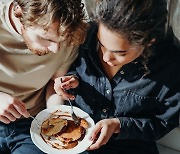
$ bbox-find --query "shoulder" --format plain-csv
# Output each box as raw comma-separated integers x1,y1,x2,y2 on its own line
148,40,180,78
153,40,180,62
144,41,180,91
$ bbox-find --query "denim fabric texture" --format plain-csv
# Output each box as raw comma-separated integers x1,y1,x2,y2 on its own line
67,23,180,154
0,119,44,154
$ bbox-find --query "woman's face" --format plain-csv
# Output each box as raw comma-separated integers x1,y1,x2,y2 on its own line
97,24,144,67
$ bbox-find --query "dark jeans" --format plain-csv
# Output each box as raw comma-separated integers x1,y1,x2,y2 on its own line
0,118,44,154
81,138,159,154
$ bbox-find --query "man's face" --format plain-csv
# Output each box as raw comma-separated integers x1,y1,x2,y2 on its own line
21,21,65,56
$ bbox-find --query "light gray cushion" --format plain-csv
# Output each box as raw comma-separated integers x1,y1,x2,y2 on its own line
169,0,180,47
157,127,180,151
158,144,180,154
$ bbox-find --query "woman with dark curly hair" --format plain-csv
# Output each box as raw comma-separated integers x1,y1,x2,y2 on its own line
54,0,180,153
0,0,88,153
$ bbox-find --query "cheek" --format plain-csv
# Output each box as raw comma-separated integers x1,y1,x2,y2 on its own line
26,35,45,48
116,56,127,63
24,29,43,46
119,52,141,64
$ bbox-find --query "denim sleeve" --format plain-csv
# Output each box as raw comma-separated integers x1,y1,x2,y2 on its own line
115,86,180,142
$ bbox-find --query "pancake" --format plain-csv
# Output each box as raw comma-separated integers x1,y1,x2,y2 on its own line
41,117,68,136
80,118,89,129
40,110,90,150
55,120,85,142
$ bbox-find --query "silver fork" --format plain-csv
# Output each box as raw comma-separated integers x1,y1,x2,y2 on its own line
67,98,80,125
30,115,41,127
60,78,80,125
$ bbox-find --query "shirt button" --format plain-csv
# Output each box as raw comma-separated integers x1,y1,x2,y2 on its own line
120,70,124,74
102,109,107,113
106,89,110,94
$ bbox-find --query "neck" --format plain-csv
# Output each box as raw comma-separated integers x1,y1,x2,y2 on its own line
9,2,22,35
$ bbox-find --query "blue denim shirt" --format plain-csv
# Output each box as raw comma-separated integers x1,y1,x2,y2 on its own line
67,24,180,143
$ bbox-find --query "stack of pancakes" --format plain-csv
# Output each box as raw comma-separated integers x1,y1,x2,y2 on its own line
41,114,89,149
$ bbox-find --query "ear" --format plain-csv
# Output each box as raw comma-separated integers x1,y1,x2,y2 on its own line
148,38,156,47
13,3,22,18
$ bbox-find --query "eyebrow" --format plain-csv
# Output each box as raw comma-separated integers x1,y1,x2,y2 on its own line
97,38,127,53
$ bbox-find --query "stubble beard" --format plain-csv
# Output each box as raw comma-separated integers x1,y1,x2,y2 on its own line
21,27,50,56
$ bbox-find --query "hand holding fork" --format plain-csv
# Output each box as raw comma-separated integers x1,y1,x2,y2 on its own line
59,77,80,125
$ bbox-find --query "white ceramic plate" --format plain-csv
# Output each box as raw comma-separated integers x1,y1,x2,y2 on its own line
30,105,95,154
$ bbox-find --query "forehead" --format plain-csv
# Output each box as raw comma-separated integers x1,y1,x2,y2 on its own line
25,21,63,41
28,21,60,34
97,24,131,51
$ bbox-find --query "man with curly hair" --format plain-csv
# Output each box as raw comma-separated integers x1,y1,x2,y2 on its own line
0,0,88,153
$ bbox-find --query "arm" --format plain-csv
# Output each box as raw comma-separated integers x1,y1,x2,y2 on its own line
117,93,180,141
88,88,179,150
46,46,78,108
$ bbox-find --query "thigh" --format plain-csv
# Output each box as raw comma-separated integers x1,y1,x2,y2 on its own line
80,145,119,154
0,123,10,154
0,137,10,154
81,149,119,154
11,138,44,154
8,119,44,154
81,139,159,154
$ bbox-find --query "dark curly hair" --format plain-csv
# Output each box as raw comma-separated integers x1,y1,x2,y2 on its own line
94,0,168,59
14,0,88,45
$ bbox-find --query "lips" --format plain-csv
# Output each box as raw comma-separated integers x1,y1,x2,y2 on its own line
106,62,117,66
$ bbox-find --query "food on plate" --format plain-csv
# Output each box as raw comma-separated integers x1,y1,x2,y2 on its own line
41,118,68,136
40,110,89,149
55,120,85,142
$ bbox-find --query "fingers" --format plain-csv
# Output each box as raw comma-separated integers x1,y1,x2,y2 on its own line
89,123,102,141
0,93,30,123
13,100,30,118
5,105,21,119
55,76,79,90
90,129,108,150
54,81,75,100
0,100,29,123
88,123,106,150
54,76,78,100
88,121,111,150
0,112,16,124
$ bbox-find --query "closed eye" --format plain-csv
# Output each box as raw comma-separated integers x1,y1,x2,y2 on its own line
98,38,127,54
39,36,57,43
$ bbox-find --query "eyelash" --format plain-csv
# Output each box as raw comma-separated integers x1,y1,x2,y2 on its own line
39,36,54,43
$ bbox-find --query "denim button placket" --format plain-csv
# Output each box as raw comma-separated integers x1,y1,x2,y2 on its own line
120,70,124,75
103,108,107,113
106,89,110,94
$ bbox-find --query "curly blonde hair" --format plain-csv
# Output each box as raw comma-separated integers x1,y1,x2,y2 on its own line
14,0,88,45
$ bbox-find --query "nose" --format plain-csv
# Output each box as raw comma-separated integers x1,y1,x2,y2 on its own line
48,42,60,53
103,50,113,62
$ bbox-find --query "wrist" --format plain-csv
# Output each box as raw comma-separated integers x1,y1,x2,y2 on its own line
46,94,65,108
112,118,120,133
